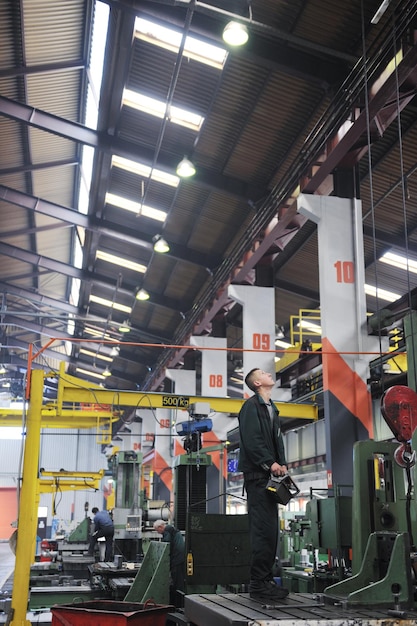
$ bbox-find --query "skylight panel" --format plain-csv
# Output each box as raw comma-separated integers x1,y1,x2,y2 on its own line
275,339,293,349
96,250,147,273
380,251,417,274
76,367,105,380
123,89,204,131
112,155,179,187
297,320,322,334
105,192,167,222
80,349,113,362
135,16,228,70
84,327,115,341
89,295,132,314
364,284,401,302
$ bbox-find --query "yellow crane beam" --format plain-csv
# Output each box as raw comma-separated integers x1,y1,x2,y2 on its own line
38,469,105,493
56,364,318,421
0,407,117,428
0,364,317,425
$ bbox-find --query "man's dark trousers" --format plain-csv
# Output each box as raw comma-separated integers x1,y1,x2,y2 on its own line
245,475,278,582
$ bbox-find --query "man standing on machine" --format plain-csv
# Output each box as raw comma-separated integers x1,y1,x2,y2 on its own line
238,368,289,602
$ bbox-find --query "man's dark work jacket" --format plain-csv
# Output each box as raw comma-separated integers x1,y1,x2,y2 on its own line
238,393,287,475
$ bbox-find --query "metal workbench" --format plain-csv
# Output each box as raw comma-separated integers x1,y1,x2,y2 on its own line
184,592,417,626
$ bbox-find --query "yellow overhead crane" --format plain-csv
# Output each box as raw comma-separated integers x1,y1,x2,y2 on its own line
0,361,317,426
38,469,106,494
8,364,317,626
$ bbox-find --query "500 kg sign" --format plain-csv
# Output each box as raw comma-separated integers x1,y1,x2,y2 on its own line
162,395,190,408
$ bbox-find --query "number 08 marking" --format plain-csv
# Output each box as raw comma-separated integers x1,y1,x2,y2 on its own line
334,260,354,283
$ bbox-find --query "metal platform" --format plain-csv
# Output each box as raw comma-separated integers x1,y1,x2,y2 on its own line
184,592,417,626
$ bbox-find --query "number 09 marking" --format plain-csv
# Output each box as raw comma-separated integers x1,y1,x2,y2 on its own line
252,333,270,350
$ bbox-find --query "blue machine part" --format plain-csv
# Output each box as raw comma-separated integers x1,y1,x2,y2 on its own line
176,418,213,436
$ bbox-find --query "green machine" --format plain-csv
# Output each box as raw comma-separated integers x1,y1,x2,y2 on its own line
281,491,352,593
111,450,144,561
325,385,417,609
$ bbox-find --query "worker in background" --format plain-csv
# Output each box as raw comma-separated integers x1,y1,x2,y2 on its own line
88,507,114,562
238,368,290,602
299,338,313,356
153,519,185,605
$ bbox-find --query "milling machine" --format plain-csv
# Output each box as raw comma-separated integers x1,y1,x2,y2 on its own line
324,384,417,611
27,448,170,610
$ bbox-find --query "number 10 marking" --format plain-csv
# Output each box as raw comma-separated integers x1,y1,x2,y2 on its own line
334,260,354,283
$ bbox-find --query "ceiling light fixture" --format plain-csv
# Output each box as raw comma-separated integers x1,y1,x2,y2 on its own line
0,365,6,375
176,156,196,178
118,320,131,333
222,21,249,46
102,367,112,377
110,345,120,357
136,288,150,301
153,235,170,253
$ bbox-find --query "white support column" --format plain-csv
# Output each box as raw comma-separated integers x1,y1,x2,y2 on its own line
152,370,196,503
228,285,276,396
190,335,229,513
190,336,227,397
297,194,383,489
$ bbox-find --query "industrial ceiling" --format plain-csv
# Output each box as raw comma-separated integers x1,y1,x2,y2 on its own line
1,0,417,400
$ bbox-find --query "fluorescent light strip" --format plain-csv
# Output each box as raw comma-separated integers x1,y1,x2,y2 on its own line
123,88,204,132
135,16,227,70
76,367,105,380
105,192,167,222
89,294,132,314
365,283,401,302
298,320,322,334
380,251,417,274
275,339,293,349
79,348,113,362
112,155,179,187
84,327,120,341
96,249,147,273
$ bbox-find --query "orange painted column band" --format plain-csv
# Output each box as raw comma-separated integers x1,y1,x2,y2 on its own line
322,337,373,437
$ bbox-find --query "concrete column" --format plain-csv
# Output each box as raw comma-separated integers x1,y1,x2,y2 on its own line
190,336,229,512
153,370,196,503
190,335,227,397
297,194,381,490
228,285,276,396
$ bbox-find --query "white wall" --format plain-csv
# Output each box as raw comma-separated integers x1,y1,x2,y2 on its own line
0,428,110,531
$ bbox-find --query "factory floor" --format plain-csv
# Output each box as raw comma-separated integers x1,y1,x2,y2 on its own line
0,541,14,591
0,540,52,624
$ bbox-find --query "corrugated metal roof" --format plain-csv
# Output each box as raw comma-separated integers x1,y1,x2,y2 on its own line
1,0,417,397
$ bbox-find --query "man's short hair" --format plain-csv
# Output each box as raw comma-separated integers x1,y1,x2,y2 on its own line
92,507,99,514
245,368,261,392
